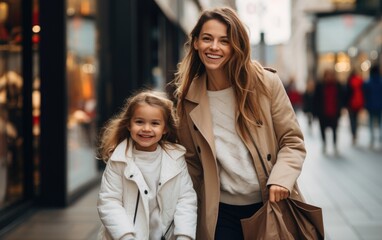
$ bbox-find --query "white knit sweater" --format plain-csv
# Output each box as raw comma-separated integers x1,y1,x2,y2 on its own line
207,87,262,205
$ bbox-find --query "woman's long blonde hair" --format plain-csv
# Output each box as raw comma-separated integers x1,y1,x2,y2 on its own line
173,7,270,134
97,90,178,162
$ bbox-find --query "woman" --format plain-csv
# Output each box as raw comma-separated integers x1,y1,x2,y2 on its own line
173,7,306,239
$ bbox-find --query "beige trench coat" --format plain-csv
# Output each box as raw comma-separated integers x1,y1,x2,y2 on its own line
177,62,306,240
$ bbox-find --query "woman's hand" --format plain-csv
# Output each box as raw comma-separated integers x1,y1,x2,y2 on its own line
269,185,289,203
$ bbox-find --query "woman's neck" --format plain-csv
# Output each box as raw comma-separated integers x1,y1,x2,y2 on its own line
206,71,231,91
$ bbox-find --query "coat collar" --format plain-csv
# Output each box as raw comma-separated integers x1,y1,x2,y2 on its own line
185,74,216,159
110,139,131,162
185,74,207,104
109,139,185,184
110,139,185,162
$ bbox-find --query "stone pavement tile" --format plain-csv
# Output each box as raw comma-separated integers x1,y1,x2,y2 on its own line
354,224,382,240
322,207,349,226
369,206,382,220
87,227,100,240
326,225,362,240
2,222,95,240
344,209,375,225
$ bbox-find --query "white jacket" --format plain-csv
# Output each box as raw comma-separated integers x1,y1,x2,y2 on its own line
97,139,197,240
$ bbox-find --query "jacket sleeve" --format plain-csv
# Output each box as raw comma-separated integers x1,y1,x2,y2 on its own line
173,156,198,239
97,161,135,239
266,72,306,193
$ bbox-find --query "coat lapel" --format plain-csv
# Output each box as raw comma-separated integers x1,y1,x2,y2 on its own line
185,75,217,159
159,147,183,184
237,123,270,201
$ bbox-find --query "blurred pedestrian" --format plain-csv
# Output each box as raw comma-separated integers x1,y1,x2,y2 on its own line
345,70,364,145
363,65,382,148
173,7,306,239
313,69,344,154
302,78,316,132
285,77,302,112
97,90,197,240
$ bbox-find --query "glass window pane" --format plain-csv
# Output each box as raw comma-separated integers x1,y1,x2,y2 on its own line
0,0,23,208
66,0,98,195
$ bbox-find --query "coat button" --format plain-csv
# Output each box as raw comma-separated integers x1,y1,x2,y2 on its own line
197,146,201,153
158,182,161,186
267,154,271,161
144,190,148,194
193,125,198,131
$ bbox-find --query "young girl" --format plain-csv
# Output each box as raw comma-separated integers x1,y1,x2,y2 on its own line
97,90,197,240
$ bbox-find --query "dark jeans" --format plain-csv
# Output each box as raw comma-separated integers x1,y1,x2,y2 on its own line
348,109,360,139
215,202,263,240
368,110,382,143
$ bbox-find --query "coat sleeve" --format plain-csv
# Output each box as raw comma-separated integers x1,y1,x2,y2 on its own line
266,72,306,193
173,156,198,239
97,161,135,239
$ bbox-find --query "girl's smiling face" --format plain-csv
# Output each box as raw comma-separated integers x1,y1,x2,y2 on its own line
128,103,167,151
193,19,232,73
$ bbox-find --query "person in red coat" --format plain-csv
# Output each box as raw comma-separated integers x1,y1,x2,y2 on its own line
313,69,345,154
345,70,364,145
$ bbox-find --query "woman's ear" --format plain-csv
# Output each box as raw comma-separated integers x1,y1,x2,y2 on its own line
193,39,198,50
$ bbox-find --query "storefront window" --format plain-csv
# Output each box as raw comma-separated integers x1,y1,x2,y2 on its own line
66,0,98,194
0,0,23,208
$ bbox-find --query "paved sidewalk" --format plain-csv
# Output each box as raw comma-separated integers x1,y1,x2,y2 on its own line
297,112,382,240
1,186,102,240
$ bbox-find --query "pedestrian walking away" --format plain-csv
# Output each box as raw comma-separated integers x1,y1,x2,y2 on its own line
96,90,197,240
173,7,307,240
302,78,316,133
363,65,382,148
345,69,364,145
313,69,345,155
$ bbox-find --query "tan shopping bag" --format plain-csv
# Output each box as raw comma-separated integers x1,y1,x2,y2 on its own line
241,198,324,240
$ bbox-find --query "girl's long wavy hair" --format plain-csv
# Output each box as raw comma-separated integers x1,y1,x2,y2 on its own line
97,90,179,162
173,7,270,135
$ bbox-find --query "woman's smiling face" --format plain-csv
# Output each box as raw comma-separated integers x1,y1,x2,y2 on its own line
193,19,232,73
